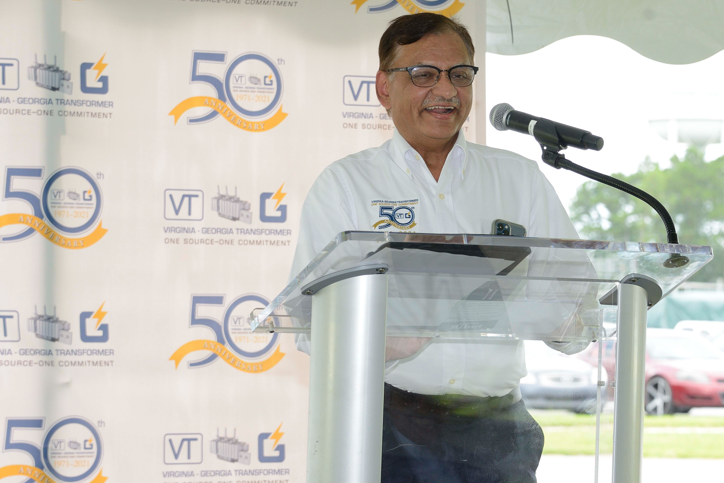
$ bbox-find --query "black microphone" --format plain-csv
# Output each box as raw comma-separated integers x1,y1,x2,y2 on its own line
489,103,685,256
489,103,604,151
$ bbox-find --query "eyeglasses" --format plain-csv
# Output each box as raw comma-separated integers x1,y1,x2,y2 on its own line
386,64,479,88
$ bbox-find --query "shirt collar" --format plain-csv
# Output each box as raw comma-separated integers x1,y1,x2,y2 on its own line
388,129,470,180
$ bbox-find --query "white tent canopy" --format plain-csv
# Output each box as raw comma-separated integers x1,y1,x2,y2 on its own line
487,0,724,64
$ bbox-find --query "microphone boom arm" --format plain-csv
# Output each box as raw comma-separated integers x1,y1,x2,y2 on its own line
540,145,682,247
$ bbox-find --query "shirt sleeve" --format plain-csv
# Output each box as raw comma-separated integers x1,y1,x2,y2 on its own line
528,167,579,240
526,167,599,355
289,166,358,281
289,166,358,355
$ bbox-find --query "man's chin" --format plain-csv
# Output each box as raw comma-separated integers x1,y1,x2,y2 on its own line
422,124,463,142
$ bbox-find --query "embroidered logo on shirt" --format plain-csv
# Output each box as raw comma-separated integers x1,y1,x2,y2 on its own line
370,199,418,230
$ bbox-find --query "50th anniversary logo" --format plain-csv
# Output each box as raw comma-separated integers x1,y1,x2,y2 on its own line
351,0,464,16
0,166,107,249
170,294,284,374
170,51,287,133
1,416,107,483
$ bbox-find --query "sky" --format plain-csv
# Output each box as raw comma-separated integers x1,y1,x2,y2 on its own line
485,35,724,212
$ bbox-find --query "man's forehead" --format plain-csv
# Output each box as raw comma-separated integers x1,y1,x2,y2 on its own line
394,32,472,65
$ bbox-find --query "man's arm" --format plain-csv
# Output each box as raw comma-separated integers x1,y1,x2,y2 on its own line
289,166,357,280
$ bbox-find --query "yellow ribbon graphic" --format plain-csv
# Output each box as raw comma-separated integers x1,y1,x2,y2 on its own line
170,340,285,373
351,0,464,16
372,219,417,231
0,465,107,483
0,214,107,249
169,97,288,132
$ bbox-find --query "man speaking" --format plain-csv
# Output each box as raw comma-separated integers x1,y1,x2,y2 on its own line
290,13,581,483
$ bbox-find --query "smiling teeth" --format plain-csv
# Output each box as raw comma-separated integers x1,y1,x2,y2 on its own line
426,106,454,110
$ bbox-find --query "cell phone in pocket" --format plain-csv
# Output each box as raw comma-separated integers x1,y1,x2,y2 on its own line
491,219,527,237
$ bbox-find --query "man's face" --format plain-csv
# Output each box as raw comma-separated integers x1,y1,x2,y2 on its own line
376,32,473,151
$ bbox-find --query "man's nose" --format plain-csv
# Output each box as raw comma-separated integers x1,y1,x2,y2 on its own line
431,71,458,98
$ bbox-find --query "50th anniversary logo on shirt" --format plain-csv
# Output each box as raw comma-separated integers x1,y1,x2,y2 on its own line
170,51,287,133
371,199,418,231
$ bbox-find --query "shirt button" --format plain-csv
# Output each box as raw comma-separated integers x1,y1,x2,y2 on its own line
406,168,410,174
438,193,445,200
415,155,420,161
449,379,456,385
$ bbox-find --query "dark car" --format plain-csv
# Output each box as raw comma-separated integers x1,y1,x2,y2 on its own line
520,341,608,414
579,329,724,415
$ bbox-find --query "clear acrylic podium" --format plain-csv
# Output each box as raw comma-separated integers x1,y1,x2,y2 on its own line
251,231,712,483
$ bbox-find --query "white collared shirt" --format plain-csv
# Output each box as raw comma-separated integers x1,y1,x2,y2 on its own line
291,130,579,397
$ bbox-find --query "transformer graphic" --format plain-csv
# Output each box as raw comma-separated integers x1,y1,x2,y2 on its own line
27,306,72,344
210,429,250,464
211,186,252,224
28,54,72,94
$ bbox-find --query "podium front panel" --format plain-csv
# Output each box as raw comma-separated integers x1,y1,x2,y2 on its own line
250,231,712,483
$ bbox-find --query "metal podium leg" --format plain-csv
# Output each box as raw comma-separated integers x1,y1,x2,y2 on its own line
612,283,648,483
307,273,388,483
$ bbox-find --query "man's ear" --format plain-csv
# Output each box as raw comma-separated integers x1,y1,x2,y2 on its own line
376,70,391,112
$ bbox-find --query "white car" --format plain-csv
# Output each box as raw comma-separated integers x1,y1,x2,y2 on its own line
521,341,608,414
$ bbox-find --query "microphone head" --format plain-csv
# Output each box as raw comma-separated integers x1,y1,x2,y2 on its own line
489,103,514,131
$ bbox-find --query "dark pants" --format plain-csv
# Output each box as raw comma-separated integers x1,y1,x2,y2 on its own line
381,384,544,483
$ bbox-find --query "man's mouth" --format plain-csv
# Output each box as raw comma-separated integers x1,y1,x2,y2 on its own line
425,106,456,115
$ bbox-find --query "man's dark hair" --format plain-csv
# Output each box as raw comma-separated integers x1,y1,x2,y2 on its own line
378,13,475,72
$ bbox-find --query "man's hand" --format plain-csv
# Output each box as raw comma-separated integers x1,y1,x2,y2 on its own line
385,336,432,362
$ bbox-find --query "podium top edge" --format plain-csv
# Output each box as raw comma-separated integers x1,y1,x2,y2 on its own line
335,231,714,256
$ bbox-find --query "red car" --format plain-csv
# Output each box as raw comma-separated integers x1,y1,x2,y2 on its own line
579,328,724,415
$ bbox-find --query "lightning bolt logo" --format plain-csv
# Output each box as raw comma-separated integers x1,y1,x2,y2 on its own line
271,183,287,210
92,302,107,330
269,423,284,449
92,53,108,81
351,0,367,13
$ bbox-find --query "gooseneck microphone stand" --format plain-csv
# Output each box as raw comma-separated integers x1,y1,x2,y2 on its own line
538,144,689,268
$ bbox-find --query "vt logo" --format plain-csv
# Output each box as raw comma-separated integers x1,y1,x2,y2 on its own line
164,434,203,464
0,311,19,342
343,76,379,107
258,424,285,463
80,302,109,343
0,58,19,90
165,189,204,221
260,184,287,223
80,54,109,95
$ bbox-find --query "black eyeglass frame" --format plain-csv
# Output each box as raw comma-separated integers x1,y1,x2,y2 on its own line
386,64,480,87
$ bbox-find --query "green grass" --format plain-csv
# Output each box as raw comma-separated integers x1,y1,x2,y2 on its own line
531,412,724,458
532,413,724,427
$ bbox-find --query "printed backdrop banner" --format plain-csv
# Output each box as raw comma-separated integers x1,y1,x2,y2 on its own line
0,1,485,482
